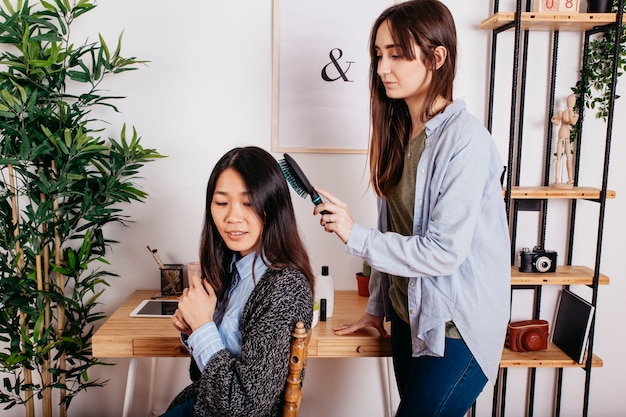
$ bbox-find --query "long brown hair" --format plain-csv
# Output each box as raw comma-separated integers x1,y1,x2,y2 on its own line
199,146,314,299
368,0,457,197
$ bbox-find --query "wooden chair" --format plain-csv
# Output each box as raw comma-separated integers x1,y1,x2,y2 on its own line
282,321,310,417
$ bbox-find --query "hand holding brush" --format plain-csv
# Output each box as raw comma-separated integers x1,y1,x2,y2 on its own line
312,186,354,244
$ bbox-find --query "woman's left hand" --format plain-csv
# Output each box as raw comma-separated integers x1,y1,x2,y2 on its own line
313,186,354,244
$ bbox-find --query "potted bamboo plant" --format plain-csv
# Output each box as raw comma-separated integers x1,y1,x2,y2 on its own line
0,1,163,416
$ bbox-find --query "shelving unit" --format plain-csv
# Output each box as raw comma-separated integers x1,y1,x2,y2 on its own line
481,12,615,31
480,1,622,416
500,343,602,368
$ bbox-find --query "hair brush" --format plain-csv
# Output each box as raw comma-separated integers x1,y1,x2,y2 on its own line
279,153,330,214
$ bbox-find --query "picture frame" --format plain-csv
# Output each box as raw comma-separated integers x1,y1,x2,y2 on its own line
271,0,394,153
552,289,595,364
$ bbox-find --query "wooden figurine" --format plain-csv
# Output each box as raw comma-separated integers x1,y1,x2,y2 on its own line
551,94,578,188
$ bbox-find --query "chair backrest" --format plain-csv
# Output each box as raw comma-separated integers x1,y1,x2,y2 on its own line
282,321,310,417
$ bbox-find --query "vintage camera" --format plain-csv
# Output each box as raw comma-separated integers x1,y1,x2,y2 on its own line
506,320,549,352
519,246,557,273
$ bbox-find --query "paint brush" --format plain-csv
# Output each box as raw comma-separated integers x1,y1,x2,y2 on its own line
146,245,165,269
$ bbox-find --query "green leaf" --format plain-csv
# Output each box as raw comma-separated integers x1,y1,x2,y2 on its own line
40,0,56,12
98,33,110,61
0,89,17,108
8,79,27,103
67,70,91,83
2,0,20,14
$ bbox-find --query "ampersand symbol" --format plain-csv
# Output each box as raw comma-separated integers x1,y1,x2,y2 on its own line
321,48,354,82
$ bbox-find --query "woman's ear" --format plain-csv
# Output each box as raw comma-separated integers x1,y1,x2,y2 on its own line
433,46,448,70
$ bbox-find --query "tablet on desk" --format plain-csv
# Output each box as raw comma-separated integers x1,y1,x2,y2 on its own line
130,299,178,317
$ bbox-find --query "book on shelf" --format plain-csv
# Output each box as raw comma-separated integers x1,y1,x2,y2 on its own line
552,289,595,364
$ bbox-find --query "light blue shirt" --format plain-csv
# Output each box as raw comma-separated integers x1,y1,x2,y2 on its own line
347,101,511,382
184,252,268,371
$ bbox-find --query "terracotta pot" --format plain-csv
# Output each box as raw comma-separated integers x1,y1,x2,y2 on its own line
587,0,612,12
356,272,370,297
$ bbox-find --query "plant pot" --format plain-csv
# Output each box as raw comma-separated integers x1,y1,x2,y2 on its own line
587,0,612,12
356,272,370,297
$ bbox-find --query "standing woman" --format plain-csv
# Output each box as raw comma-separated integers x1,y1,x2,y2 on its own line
162,146,314,417
313,1,510,416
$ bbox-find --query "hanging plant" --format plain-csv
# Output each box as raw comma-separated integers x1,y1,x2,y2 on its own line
0,1,163,416
570,0,626,141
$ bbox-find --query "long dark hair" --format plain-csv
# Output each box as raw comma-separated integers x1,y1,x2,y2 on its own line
368,0,457,196
199,146,314,299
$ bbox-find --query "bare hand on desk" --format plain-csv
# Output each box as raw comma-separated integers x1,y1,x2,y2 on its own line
334,313,390,338
173,273,217,334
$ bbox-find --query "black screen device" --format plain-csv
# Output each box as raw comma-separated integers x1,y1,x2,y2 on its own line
130,299,178,317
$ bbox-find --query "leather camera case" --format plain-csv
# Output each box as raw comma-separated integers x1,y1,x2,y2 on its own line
506,319,549,352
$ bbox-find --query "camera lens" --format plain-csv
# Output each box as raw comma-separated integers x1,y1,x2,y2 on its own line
535,256,552,272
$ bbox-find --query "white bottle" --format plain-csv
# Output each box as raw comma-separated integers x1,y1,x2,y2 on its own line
315,265,334,318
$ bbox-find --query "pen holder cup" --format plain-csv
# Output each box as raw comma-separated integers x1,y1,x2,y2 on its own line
186,261,202,283
160,264,183,296
356,272,370,297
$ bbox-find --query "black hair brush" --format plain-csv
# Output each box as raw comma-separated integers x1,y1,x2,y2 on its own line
279,153,330,214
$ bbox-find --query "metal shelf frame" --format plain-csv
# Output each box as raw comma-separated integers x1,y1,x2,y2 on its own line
481,1,623,416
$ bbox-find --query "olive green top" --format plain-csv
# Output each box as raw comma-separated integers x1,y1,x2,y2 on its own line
386,129,461,339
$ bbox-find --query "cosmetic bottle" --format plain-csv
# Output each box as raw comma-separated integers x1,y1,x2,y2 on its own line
320,299,327,322
315,265,334,318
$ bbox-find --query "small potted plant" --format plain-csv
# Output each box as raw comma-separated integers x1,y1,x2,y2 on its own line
356,261,371,297
571,0,626,142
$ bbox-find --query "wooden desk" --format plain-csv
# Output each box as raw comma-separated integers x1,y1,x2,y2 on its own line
92,290,391,358
92,290,392,417
92,290,186,358
93,289,604,416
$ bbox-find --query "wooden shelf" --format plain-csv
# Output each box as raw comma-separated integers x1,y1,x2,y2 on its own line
511,265,609,286
501,343,603,368
504,186,616,199
480,12,616,31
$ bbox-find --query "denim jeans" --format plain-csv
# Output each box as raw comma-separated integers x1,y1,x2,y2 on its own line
390,308,487,417
159,398,196,417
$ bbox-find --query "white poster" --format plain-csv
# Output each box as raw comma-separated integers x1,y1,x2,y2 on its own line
272,0,394,153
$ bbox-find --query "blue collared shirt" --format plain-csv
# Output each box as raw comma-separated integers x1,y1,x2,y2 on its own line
347,101,511,382
184,252,268,371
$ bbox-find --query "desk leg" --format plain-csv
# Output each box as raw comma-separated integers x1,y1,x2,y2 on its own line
383,357,396,417
146,357,158,417
122,357,138,417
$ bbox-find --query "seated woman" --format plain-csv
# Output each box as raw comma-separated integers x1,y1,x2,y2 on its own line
161,146,314,417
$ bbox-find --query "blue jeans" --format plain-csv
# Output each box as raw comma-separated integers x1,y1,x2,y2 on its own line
390,308,487,417
159,398,196,417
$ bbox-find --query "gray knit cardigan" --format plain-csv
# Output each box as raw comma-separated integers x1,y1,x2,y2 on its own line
166,267,313,417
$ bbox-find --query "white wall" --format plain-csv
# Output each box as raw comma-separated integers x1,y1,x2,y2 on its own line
3,0,626,416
